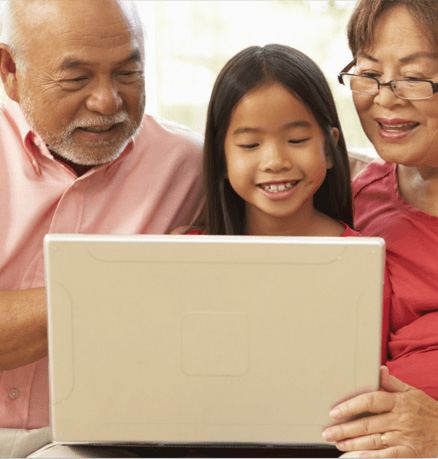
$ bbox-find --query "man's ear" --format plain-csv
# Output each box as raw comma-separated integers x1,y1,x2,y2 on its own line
325,127,340,170
0,44,19,102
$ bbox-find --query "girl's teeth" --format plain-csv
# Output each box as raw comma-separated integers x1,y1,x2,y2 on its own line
260,181,297,192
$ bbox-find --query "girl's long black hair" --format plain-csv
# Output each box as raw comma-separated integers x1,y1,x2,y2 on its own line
196,44,352,234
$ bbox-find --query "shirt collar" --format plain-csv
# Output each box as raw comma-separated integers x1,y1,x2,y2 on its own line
4,98,44,176
4,98,136,177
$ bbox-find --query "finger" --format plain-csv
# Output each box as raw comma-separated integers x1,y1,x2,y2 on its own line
329,391,395,421
323,412,394,442
336,432,390,451
379,366,412,393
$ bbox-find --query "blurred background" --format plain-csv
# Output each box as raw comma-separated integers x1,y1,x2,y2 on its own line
0,0,374,152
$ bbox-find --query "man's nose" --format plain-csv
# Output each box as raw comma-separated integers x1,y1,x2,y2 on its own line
85,79,122,115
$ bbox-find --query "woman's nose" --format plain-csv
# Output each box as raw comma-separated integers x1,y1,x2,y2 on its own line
374,83,408,110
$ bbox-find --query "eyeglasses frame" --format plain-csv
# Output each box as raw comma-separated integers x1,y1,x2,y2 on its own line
338,60,438,100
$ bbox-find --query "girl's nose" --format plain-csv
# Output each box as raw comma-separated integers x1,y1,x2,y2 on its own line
260,145,292,172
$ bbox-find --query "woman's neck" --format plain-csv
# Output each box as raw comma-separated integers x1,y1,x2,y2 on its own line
397,164,438,216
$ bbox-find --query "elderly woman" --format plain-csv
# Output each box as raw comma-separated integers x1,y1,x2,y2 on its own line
321,0,438,457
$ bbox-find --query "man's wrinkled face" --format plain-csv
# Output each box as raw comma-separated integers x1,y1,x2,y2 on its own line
16,0,146,166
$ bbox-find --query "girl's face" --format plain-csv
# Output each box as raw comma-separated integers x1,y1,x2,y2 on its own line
353,5,438,168
224,82,336,235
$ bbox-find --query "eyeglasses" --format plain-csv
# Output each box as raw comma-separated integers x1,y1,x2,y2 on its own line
338,60,438,100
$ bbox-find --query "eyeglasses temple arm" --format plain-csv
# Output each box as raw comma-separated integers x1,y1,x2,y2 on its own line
337,60,356,85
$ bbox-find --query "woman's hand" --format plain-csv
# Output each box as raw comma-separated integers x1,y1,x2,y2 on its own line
322,366,438,458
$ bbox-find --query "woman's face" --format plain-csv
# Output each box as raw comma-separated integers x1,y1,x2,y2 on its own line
353,5,438,167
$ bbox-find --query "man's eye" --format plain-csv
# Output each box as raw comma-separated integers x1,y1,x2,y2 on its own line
60,78,88,90
118,71,142,81
65,77,87,83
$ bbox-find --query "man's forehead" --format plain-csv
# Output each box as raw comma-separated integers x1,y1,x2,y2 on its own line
17,0,142,37
16,0,144,60
58,49,144,71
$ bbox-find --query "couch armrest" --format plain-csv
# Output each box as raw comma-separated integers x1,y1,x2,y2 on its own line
348,148,379,179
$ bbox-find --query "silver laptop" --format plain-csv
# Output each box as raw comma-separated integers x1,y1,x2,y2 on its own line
44,234,384,446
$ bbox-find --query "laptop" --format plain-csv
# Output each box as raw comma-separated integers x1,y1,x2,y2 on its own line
44,234,384,447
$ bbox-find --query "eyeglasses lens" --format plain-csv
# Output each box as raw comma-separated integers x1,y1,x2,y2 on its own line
394,81,432,100
342,75,433,100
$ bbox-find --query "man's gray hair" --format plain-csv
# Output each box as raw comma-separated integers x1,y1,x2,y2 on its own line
0,0,145,71
0,0,27,70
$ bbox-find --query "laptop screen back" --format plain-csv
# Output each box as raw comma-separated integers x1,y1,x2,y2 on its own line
44,234,384,446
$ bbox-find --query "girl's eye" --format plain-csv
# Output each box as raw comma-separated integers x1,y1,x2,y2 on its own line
289,138,310,144
238,143,259,149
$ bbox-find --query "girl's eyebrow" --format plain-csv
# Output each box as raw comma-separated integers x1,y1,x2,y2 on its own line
231,120,311,136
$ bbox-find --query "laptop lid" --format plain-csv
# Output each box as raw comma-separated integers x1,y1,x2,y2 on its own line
44,234,384,446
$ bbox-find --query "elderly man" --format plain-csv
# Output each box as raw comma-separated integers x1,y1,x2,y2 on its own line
0,0,202,456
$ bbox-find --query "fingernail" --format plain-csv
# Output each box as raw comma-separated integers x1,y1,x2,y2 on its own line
330,407,342,420
322,429,334,442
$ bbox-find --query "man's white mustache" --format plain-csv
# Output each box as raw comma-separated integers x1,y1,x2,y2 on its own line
70,112,129,131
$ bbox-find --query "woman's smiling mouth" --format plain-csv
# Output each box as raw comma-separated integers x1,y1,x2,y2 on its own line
376,118,420,141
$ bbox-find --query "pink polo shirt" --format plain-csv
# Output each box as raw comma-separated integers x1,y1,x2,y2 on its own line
0,100,203,429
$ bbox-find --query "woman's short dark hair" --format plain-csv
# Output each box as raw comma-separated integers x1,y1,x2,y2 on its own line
199,44,352,235
347,0,438,57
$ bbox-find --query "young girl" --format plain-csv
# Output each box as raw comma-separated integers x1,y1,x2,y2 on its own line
187,42,390,405
185,47,391,454
190,44,355,237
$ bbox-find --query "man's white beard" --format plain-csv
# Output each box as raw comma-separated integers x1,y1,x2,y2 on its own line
20,94,141,166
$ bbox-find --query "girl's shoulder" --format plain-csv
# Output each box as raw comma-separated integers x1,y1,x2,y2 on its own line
185,225,359,237
340,222,361,237
186,229,206,235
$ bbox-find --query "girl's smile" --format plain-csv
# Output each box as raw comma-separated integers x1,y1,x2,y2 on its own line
257,180,300,200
